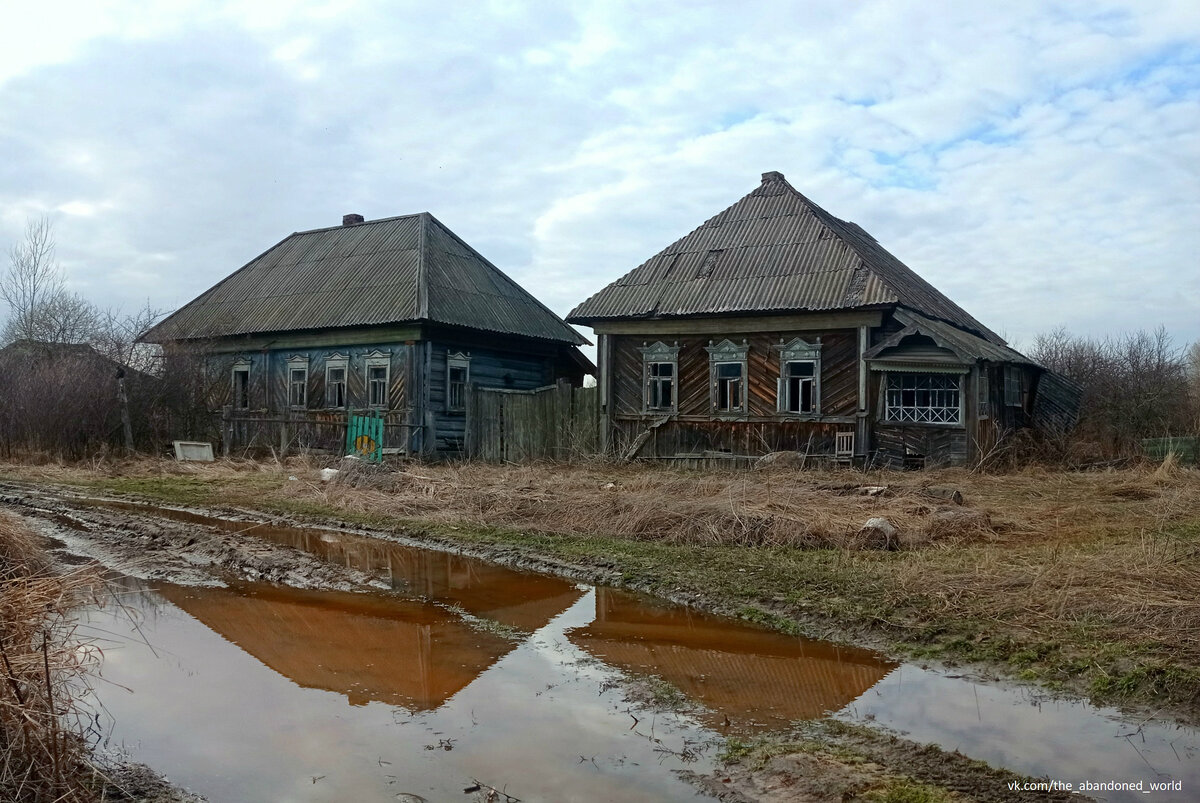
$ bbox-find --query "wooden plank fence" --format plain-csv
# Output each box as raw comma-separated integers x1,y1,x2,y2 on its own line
465,380,598,462
220,408,415,458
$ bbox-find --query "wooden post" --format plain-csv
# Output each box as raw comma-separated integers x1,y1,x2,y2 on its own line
555,378,571,459
279,414,289,459
464,383,477,458
116,369,135,454
598,334,613,456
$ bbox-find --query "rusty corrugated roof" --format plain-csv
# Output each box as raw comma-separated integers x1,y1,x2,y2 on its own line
568,171,1004,344
143,213,586,345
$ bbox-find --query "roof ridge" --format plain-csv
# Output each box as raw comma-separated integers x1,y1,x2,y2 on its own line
423,213,589,345
290,212,425,237
417,213,430,320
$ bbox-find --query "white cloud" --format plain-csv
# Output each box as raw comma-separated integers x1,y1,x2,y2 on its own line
0,0,1196,349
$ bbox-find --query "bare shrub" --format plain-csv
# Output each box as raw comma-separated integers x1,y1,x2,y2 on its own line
1030,327,1195,460
0,513,102,802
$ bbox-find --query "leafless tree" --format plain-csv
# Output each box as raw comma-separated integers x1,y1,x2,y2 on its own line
1,217,100,345
1030,326,1193,457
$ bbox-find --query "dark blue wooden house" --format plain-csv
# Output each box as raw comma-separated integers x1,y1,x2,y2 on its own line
143,212,592,456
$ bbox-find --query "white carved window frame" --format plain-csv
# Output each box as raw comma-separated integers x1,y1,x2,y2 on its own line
706,339,749,416
446,351,471,412
364,350,391,409
775,337,822,416
287,355,309,409
638,341,679,414
325,353,349,409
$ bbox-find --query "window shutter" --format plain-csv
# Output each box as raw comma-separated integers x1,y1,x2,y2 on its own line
776,377,784,413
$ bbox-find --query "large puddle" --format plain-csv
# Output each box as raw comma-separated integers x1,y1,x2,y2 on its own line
65,504,1200,802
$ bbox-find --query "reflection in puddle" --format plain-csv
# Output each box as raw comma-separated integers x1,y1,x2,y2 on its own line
568,587,895,730
157,584,514,710
71,501,1200,802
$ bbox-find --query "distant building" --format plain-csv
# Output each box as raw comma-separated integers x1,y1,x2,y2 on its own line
568,171,1078,467
143,213,592,456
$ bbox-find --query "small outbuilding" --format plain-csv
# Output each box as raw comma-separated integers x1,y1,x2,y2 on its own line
143,212,592,456
567,171,1077,467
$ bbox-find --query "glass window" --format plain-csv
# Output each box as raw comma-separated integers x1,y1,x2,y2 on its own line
783,360,816,414
715,362,744,413
446,353,470,412
326,366,346,408
368,365,388,407
289,367,307,408
646,361,674,410
885,373,961,424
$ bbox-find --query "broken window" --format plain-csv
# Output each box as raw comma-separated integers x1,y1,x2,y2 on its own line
447,352,470,412
885,373,961,424
706,339,749,416
646,362,675,410
714,362,744,412
326,367,346,408
775,337,822,415
289,367,308,408
782,361,816,414
1004,365,1023,408
368,366,388,407
232,366,250,410
638,341,679,414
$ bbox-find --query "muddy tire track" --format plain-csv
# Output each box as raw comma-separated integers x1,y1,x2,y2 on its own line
0,484,388,592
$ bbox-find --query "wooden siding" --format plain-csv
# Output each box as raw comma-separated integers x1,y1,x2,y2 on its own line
260,344,410,415
611,329,858,421
428,339,559,454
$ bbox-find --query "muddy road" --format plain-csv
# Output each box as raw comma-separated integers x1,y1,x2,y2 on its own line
3,481,1195,802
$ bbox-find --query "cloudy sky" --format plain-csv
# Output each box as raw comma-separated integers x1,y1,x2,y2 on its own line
2,0,1197,353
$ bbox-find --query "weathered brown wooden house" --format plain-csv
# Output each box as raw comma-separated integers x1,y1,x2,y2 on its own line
567,171,1076,467
143,212,592,456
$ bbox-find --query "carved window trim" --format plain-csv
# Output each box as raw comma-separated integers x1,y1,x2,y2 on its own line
446,351,471,412
324,353,348,409
774,337,822,416
706,339,749,416
364,350,391,409
286,355,309,409
638,341,679,414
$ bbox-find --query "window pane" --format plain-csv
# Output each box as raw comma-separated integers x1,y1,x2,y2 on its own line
787,361,814,378
886,373,960,424
717,362,742,378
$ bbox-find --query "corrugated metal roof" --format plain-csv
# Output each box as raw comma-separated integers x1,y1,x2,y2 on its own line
868,309,1036,366
143,213,585,345
568,172,1004,345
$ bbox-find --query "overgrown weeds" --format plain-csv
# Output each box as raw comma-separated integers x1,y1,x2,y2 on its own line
0,512,102,802
6,455,1200,717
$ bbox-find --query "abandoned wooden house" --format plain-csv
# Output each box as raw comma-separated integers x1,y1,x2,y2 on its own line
142,212,592,456
567,171,1078,467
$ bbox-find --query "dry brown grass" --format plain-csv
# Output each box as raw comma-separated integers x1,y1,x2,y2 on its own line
6,454,1200,711
0,512,103,803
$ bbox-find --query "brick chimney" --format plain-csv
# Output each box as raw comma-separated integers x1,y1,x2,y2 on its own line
342,213,365,227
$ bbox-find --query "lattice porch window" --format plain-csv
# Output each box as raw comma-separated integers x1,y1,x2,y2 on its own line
885,373,961,424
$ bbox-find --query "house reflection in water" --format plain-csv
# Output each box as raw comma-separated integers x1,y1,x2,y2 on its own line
157,542,585,712
235,526,587,633
567,588,897,731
